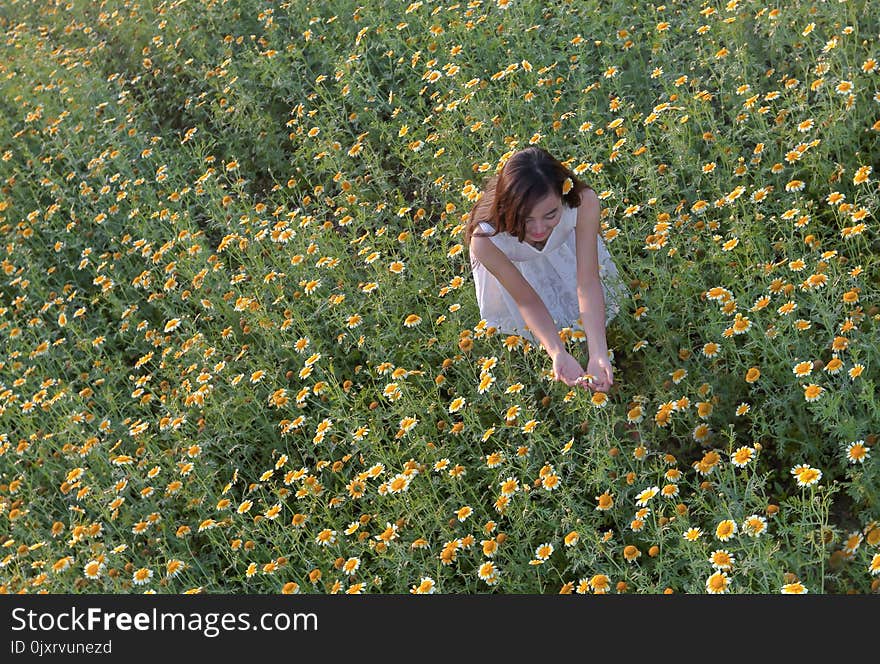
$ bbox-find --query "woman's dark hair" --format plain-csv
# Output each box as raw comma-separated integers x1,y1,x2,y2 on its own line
464,146,589,246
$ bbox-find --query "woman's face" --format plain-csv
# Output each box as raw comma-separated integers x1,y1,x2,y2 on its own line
523,192,562,248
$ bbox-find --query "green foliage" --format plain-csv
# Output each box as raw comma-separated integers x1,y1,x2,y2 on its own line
0,0,878,594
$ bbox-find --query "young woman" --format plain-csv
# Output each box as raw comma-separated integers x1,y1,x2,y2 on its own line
465,146,627,392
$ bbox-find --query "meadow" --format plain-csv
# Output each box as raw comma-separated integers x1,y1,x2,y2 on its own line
0,0,878,594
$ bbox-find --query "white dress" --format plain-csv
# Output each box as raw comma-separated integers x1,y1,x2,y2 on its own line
471,204,627,342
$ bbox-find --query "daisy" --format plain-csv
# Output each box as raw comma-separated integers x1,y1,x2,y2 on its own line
52,556,74,574
731,446,755,467
842,531,863,555
853,165,872,185
735,402,751,416
591,392,608,408
477,373,495,393
132,568,153,585
777,300,797,315
709,550,735,571
692,423,711,443
627,404,644,423
792,360,813,378
803,384,824,402
595,492,614,511
589,574,611,594
715,519,737,541
623,545,641,562
780,581,808,594
790,464,822,487
823,357,843,375
387,473,412,494
844,440,870,464
160,559,185,580
742,514,768,537
477,561,499,584
410,577,436,594
542,473,561,491
661,484,679,498
635,486,659,506
83,560,105,580
797,119,814,132
869,554,880,576
315,529,337,546
535,543,554,560
342,557,360,576
705,571,730,594
486,451,503,468
499,477,519,496
521,419,538,434
701,342,720,358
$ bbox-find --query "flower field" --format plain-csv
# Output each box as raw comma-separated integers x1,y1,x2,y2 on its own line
1,0,879,594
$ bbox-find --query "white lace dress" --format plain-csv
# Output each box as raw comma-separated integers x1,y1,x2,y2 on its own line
471,204,627,342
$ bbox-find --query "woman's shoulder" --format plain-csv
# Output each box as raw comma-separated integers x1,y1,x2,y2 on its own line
577,185,599,206
570,187,600,228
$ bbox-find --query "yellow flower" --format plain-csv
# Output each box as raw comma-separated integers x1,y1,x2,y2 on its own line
683,527,703,542
623,545,641,562
742,514,768,537
132,568,153,585
790,464,822,487
589,574,611,594
845,440,870,464
709,549,734,571
853,165,872,185
410,577,436,594
281,582,300,594
731,446,755,467
803,384,824,402
706,571,730,594
83,560,104,580
635,486,659,506
477,561,499,584
541,473,561,491
562,177,573,195
534,543,554,560
715,519,737,541
499,477,519,497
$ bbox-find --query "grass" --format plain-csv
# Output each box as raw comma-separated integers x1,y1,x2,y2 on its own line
0,0,878,594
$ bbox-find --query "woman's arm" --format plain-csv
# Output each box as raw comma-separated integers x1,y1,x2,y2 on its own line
470,236,587,386
574,188,613,389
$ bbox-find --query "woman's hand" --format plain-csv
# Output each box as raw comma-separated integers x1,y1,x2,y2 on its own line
551,350,589,388
584,354,614,393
